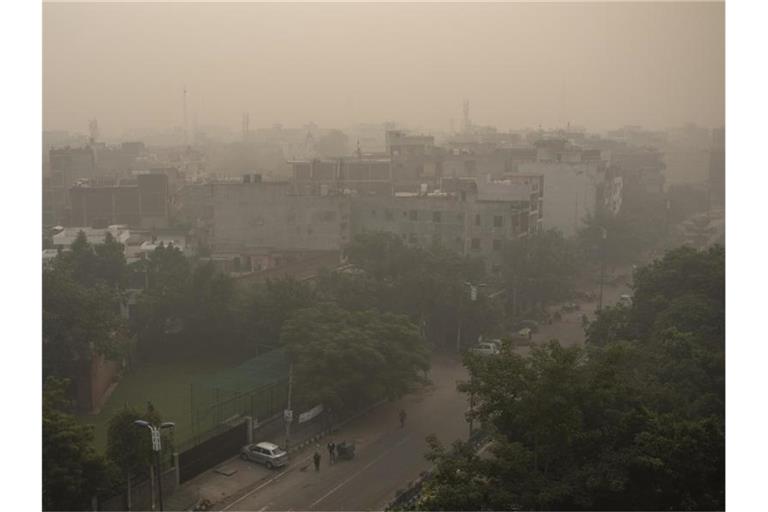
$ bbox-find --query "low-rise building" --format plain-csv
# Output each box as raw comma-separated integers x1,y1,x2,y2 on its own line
69,172,170,229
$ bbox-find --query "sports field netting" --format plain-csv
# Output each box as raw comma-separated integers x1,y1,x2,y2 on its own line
190,349,289,438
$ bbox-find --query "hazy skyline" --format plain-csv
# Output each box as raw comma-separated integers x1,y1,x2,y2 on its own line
44,2,724,138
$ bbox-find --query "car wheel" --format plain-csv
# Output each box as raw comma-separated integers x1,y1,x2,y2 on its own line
240,453,247,461
265,461,274,470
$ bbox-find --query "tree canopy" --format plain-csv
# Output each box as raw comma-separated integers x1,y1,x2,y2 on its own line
414,246,725,511
280,303,430,411
43,378,120,511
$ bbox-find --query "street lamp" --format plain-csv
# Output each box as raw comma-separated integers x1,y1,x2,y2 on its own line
134,420,176,511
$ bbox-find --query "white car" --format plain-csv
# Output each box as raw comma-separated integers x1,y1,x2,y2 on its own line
469,342,500,356
619,294,633,306
240,442,289,469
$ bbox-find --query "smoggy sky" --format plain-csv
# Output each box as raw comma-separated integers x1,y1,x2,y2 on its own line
43,1,724,138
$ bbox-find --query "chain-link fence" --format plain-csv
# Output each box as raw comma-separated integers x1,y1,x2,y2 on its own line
189,349,289,440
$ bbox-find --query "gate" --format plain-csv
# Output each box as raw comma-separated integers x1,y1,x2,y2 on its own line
178,420,248,483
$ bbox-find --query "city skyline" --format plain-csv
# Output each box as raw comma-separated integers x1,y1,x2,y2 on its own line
44,2,724,138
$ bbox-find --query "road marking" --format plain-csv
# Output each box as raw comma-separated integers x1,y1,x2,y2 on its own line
308,435,411,510
221,455,313,511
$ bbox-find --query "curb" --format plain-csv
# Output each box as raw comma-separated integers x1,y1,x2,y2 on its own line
287,399,387,455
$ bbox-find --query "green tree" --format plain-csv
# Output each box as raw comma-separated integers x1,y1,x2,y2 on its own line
106,405,163,480
43,377,120,511
43,265,130,382
280,303,430,411
414,246,725,511
502,229,579,314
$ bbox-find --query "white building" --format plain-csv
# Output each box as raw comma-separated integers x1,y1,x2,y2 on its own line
51,225,131,249
517,162,608,237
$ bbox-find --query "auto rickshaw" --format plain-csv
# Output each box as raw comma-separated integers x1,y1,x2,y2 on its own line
337,440,356,460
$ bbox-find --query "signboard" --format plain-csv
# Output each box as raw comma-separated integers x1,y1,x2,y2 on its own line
298,404,324,424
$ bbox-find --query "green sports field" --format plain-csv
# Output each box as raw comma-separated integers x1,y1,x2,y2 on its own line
77,356,241,453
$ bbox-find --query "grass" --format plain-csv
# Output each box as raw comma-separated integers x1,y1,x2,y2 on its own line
77,355,241,453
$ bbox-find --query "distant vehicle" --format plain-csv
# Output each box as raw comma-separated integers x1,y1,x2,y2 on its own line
619,294,633,306
517,327,532,339
562,302,580,312
469,342,500,356
516,320,540,333
240,442,289,469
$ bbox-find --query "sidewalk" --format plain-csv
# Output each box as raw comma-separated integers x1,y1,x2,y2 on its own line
163,399,392,511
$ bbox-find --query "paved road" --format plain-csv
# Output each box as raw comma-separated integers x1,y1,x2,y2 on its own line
532,277,633,348
209,271,637,511
222,354,469,511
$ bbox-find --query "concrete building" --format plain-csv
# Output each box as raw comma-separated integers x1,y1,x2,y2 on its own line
289,157,393,196
518,160,609,237
208,181,350,256
385,130,439,188
352,176,543,274
69,173,170,229
44,146,98,226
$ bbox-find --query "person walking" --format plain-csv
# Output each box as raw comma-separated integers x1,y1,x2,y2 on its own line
399,409,407,428
313,450,321,472
327,441,336,465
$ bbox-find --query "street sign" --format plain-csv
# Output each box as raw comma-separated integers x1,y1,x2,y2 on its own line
284,409,293,423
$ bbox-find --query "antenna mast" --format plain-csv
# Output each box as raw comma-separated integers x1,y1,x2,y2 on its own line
182,86,189,147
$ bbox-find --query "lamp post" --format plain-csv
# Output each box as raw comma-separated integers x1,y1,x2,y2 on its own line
134,420,175,511
598,227,607,312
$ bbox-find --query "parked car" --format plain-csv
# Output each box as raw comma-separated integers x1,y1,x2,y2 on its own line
469,342,500,356
619,294,633,306
240,442,289,469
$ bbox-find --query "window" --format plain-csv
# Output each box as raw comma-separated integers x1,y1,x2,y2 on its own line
433,211,442,223
494,216,503,228
471,238,481,250
475,214,481,226
493,239,502,251
409,210,418,221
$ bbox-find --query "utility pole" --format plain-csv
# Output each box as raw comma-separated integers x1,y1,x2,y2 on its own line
458,282,485,353
598,227,607,311
285,362,294,450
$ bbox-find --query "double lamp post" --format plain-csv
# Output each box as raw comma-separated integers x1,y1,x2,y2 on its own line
134,420,175,511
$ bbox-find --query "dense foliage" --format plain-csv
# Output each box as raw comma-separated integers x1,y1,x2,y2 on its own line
414,246,725,511
131,244,241,359
43,378,120,511
343,232,498,349
280,303,430,411
106,405,165,481
43,232,132,387
501,229,580,315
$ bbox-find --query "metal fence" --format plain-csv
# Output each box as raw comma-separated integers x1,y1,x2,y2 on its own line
189,349,289,438
178,420,249,483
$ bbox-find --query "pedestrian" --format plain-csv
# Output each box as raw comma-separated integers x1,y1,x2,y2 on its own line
313,451,321,472
327,440,336,465
399,409,407,428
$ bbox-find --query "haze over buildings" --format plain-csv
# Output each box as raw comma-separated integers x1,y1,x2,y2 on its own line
43,2,724,139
